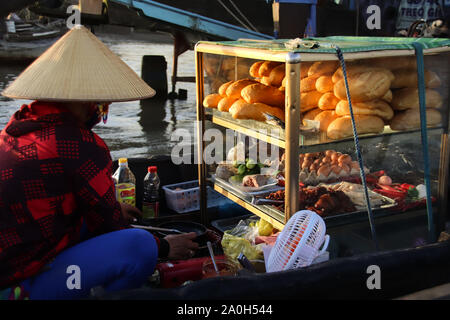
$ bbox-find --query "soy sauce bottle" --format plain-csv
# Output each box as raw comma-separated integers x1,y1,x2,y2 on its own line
142,166,160,219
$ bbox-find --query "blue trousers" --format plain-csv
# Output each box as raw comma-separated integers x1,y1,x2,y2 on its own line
21,229,158,300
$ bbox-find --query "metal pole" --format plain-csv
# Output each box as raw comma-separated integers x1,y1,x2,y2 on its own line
195,49,208,225
284,52,301,222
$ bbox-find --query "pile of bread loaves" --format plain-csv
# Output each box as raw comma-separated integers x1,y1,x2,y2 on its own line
203,56,443,139
203,60,287,122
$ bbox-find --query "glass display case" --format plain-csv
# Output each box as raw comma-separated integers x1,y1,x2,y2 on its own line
194,37,450,251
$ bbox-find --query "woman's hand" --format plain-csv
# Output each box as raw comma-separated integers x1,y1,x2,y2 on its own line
164,232,199,260
119,202,142,223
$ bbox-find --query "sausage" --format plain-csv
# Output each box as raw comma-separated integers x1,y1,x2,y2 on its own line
322,156,332,164
331,165,342,175
325,150,336,157
317,165,332,177
310,163,319,172
339,163,351,174
338,154,352,165
302,160,312,170
331,152,342,162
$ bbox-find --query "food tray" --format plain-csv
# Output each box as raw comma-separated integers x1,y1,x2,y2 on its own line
212,175,284,200
162,180,233,214
252,188,398,227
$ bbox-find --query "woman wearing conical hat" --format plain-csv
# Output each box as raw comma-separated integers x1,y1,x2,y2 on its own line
0,26,198,300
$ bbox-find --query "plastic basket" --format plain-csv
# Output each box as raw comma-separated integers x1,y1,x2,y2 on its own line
267,210,330,272
162,180,231,214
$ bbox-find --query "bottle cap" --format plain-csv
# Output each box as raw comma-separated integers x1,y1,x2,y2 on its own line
148,166,157,173
118,158,128,164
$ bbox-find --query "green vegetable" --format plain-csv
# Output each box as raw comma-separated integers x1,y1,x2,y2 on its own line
230,175,243,183
248,166,261,175
238,164,247,175
246,158,257,170
407,187,419,200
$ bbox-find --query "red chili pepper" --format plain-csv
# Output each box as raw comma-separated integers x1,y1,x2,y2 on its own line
400,183,415,191
365,176,379,184
377,184,406,193
373,189,406,199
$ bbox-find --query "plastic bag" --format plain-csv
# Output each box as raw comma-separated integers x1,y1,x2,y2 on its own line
221,218,264,263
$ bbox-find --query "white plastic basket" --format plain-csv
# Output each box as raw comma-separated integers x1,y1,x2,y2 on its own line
267,210,330,272
162,180,231,214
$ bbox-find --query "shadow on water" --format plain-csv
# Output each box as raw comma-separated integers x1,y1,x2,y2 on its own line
138,98,168,135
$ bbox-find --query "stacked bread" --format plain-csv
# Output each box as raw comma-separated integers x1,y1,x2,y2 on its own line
301,60,397,140
386,58,443,131
203,56,253,93
203,60,287,122
202,56,443,136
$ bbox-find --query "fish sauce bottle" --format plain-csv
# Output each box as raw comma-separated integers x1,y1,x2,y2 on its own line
112,158,136,207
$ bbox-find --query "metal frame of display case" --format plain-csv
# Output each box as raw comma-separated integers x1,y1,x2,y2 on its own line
194,39,450,238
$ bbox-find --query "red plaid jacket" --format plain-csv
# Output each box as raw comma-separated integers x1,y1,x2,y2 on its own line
0,101,146,288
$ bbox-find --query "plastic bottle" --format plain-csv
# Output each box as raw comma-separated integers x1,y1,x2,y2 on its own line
142,166,160,219
112,158,136,207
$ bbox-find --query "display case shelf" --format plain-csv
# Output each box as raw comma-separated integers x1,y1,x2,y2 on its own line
210,109,446,149
213,183,286,231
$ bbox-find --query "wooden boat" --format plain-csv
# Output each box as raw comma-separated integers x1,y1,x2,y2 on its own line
0,19,67,62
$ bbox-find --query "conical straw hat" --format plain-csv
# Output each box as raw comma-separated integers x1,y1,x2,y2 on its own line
2,25,155,102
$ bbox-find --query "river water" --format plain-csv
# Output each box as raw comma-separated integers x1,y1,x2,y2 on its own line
0,32,197,160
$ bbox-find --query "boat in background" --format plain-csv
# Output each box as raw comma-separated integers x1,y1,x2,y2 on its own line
0,14,67,63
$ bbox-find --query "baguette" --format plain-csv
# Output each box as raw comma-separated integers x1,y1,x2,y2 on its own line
391,88,443,110
250,61,265,78
390,109,442,131
267,64,286,87
327,115,385,140
301,91,323,113
316,75,334,93
301,75,320,92
226,79,258,99
368,56,417,70
334,70,393,102
391,69,441,89
218,81,234,96
382,90,393,103
218,97,239,112
203,94,222,109
315,111,340,132
302,108,322,126
301,62,313,79
318,92,340,110
259,61,283,77
308,61,339,77
336,100,394,121
332,65,395,83
229,99,285,122
241,83,285,108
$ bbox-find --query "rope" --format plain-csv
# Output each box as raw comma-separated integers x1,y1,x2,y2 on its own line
216,0,253,31
334,45,380,251
412,42,436,243
228,0,260,33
